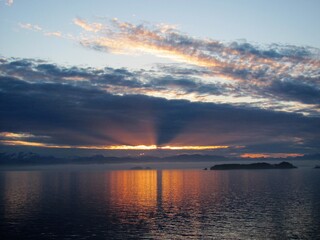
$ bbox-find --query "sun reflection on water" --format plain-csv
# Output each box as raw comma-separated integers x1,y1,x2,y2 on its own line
1,169,319,239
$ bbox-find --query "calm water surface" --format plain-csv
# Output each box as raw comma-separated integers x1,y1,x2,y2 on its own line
0,168,319,239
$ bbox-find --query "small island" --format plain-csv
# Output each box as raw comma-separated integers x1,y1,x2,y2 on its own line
210,161,297,170
130,166,152,170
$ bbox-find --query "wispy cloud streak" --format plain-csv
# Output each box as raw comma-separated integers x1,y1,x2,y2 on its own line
19,23,42,32
44,31,62,37
5,0,13,6
18,22,70,39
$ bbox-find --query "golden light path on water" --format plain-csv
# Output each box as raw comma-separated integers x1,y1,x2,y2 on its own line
0,140,229,150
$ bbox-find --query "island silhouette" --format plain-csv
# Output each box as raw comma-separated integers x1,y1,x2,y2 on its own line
210,161,297,170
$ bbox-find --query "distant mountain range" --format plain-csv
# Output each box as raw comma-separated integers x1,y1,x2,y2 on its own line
0,152,319,165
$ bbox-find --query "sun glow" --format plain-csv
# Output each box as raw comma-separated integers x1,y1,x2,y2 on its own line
160,145,229,150
0,140,228,150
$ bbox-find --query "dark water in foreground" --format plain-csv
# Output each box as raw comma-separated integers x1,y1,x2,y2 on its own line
0,168,319,239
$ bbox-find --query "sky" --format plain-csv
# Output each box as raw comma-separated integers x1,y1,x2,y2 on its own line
0,0,319,158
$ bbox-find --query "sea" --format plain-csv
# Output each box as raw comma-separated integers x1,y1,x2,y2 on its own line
0,160,319,239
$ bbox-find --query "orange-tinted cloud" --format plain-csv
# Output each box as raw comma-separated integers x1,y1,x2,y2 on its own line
240,153,304,158
73,18,103,33
0,132,35,139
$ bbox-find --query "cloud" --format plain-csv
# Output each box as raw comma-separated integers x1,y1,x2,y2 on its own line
74,18,320,86
0,57,319,117
0,132,35,139
266,79,320,104
73,18,103,33
69,18,320,115
18,22,68,40
0,68,319,154
240,153,304,158
15,18,320,115
19,23,42,32
5,0,13,6
44,31,62,37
